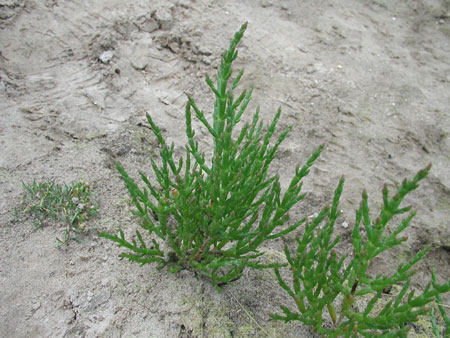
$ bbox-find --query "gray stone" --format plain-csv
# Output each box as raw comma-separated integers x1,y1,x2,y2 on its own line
135,14,159,33
154,8,173,31
99,50,114,64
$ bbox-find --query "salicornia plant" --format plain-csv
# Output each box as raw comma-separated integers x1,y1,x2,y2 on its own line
99,23,323,288
271,165,450,337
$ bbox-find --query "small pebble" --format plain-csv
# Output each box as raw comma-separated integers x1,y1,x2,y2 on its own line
308,212,319,219
99,51,114,64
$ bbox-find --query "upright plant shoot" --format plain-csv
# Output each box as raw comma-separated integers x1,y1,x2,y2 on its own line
271,166,450,337
99,23,323,288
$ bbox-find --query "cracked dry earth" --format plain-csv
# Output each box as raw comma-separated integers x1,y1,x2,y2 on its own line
0,0,449,337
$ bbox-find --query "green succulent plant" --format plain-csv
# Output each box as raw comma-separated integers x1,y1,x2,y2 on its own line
99,23,322,288
271,166,450,337
98,23,449,336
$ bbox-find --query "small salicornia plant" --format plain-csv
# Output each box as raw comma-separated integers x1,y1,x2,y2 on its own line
99,22,323,288
271,166,450,337
20,179,97,247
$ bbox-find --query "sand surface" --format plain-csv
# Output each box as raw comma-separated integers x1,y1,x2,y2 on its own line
0,0,449,337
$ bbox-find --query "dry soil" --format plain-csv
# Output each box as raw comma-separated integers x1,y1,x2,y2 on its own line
0,0,449,337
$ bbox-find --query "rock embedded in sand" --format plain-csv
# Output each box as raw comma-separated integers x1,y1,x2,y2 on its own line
153,8,174,31
135,13,159,33
99,51,114,64
134,8,173,33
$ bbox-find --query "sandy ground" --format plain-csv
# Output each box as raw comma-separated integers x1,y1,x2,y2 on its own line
0,0,449,337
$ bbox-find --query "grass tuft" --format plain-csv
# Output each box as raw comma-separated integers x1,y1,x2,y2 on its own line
17,179,97,248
